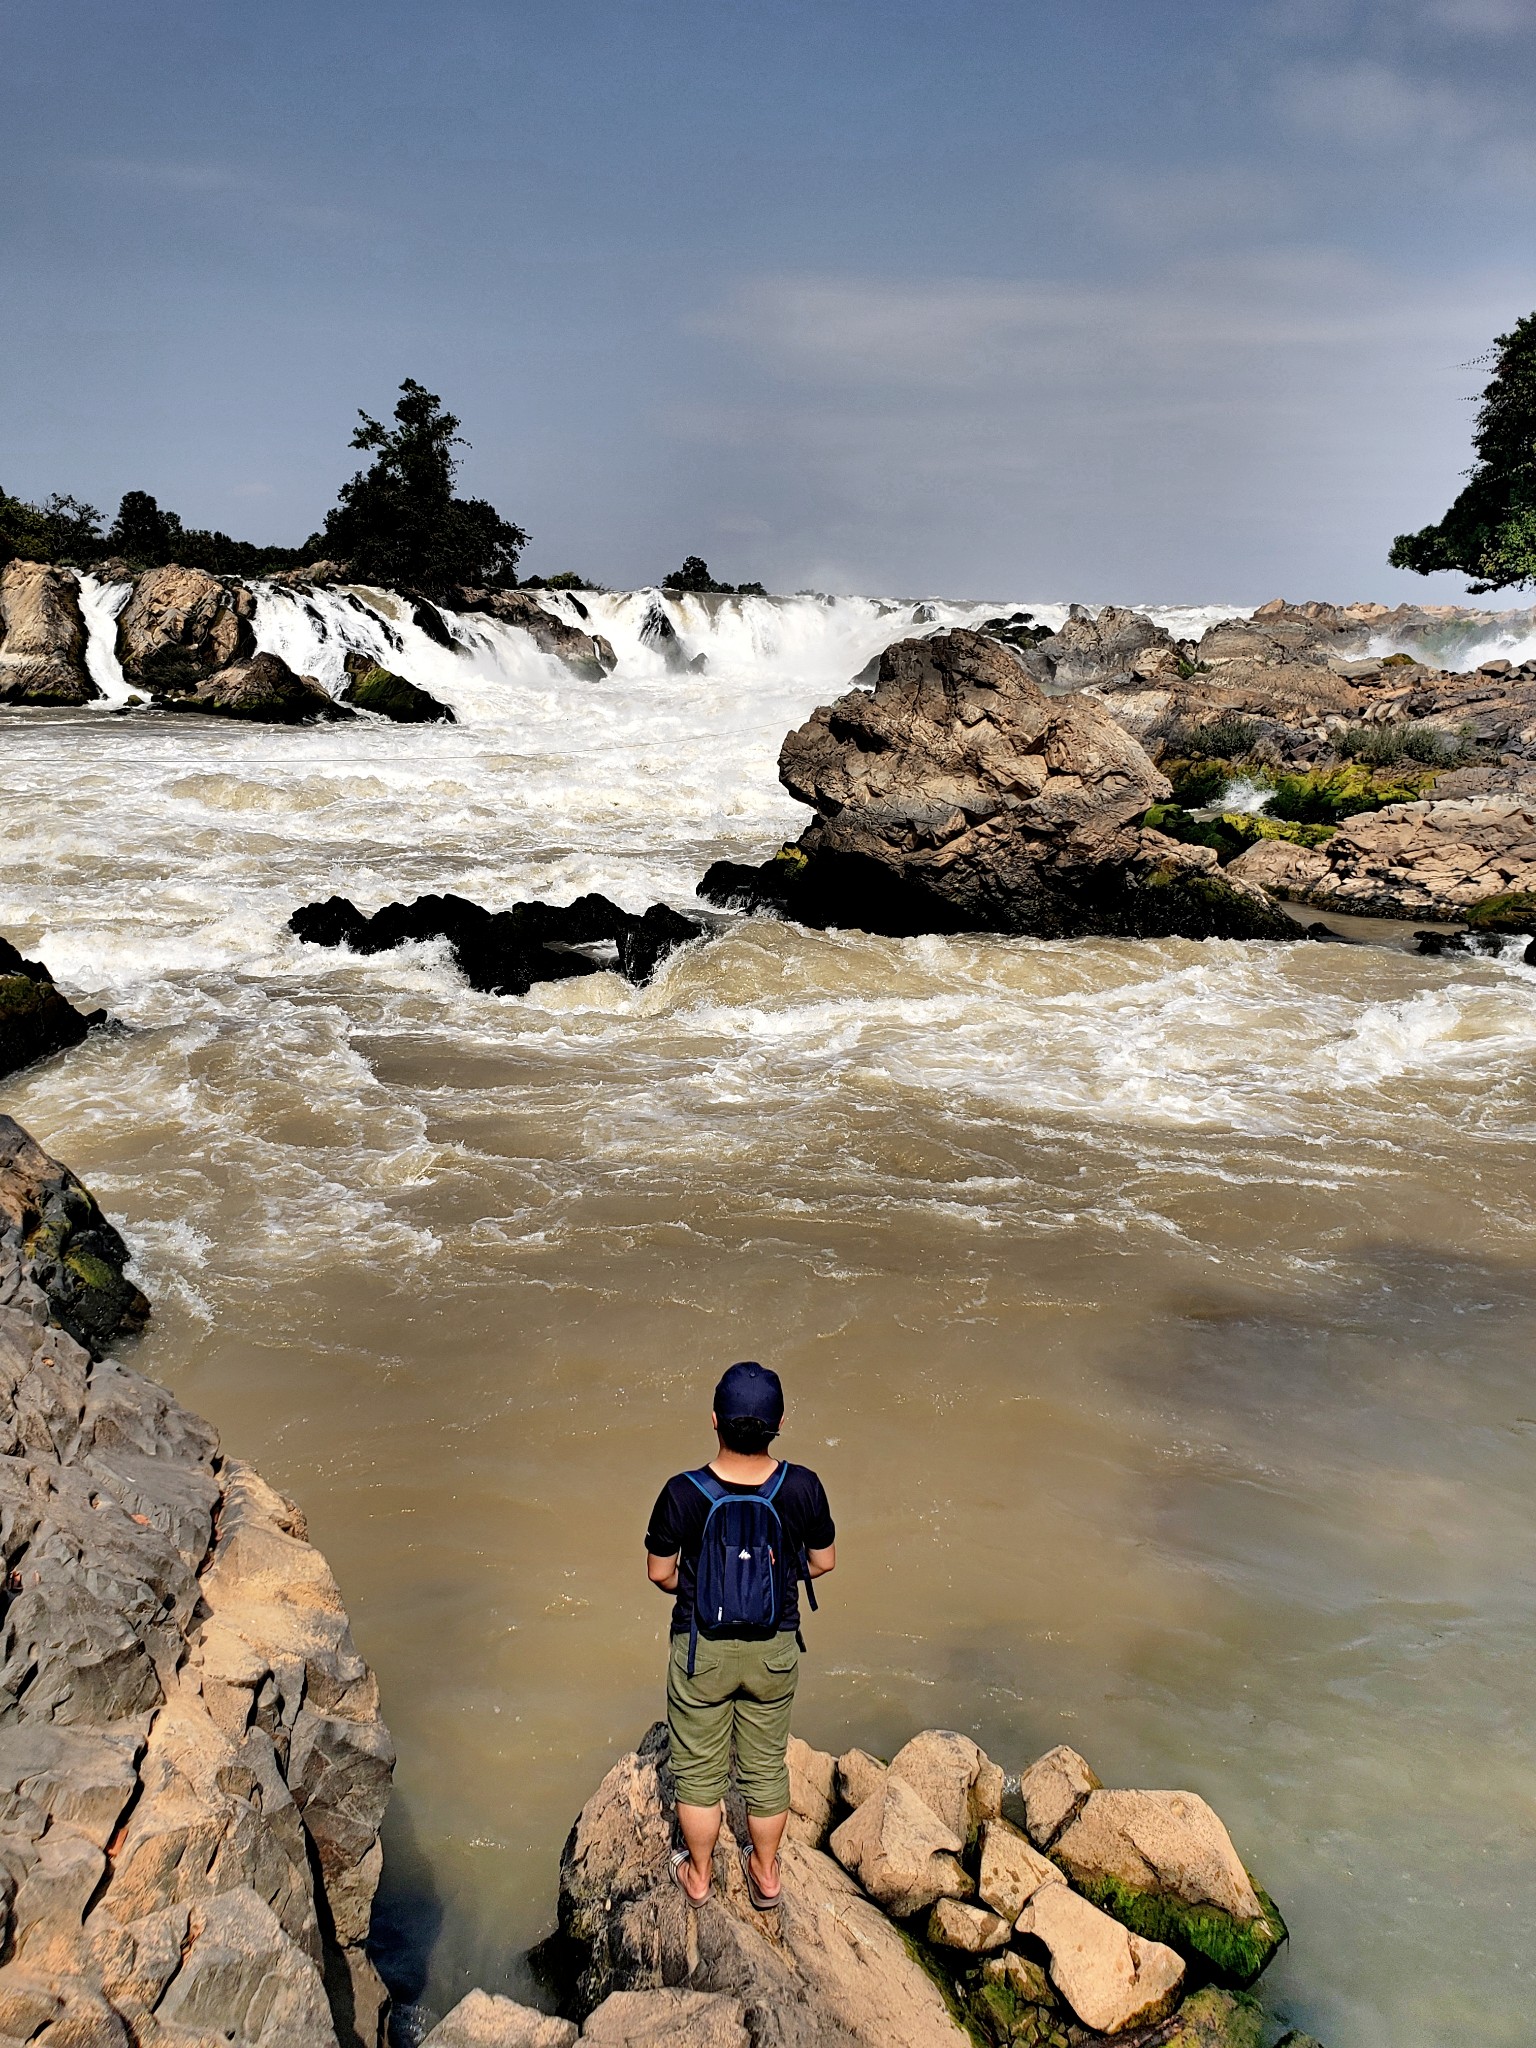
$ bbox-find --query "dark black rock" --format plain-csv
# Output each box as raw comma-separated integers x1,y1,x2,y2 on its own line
288,890,704,996
0,938,106,1084
1303,921,1361,944
409,598,459,648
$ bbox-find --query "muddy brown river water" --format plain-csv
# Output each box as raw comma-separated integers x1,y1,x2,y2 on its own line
3,592,1534,2046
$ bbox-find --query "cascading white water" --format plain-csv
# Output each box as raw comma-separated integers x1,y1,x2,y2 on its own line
9,578,1536,2048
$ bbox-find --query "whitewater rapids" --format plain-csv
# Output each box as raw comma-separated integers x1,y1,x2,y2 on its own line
3,585,1535,2048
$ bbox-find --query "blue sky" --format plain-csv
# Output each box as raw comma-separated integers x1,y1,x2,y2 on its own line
4,0,1533,600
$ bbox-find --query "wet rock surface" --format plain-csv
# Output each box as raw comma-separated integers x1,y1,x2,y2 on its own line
699,631,1295,942
341,652,456,723
164,648,353,724
115,564,258,696
0,1117,393,2045
452,589,618,680
0,941,106,1089
0,561,96,707
290,892,705,997
551,1724,1303,2048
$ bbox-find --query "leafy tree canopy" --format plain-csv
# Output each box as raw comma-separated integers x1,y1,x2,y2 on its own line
0,488,104,567
309,379,528,596
1390,311,1536,592
661,554,766,596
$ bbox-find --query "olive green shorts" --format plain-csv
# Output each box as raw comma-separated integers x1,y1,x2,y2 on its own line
666,1630,800,1817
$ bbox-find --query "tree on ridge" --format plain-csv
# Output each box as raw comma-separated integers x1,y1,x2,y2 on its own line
1390,312,1536,592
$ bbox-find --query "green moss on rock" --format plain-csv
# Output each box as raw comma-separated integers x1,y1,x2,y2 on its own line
1142,805,1335,865
1263,762,1433,824
1160,1988,1267,2048
1073,1871,1286,1989
0,972,92,1081
339,660,455,724
1463,890,1536,934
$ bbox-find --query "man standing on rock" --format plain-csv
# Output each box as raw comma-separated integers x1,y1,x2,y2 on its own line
644,1361,836,1907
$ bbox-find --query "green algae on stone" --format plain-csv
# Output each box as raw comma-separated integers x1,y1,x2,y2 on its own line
1072,1871,1287,1989
1463,889,1536,934
1160,1988,1267,2048
339,659,455,724
1263,762,1434,825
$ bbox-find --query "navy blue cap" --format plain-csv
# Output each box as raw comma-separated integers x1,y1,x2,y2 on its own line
713,1360,784,1424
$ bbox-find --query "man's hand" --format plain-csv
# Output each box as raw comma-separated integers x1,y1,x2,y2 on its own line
647,1551,681,1593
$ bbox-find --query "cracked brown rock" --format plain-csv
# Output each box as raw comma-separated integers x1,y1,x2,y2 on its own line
0,562,96,706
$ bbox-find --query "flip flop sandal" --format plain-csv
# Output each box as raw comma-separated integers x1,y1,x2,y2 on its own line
740,1845,781,1911
670,1849,708,1906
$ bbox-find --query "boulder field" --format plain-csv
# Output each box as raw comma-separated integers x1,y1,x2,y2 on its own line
424,1721,1309,2048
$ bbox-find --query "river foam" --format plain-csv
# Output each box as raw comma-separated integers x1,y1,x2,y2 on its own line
5,593,1536,2047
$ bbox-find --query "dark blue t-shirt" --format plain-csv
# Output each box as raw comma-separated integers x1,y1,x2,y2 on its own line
644,1462,835,1639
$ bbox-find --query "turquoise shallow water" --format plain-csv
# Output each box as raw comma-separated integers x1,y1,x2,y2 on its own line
4,632,1535,2044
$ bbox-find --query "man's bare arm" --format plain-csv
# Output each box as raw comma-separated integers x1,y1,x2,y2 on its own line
806,1544,836,1579
647,1551,681,1592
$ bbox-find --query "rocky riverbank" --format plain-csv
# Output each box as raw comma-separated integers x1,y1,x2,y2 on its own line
410,1721,1320,2048
0,1112,395,2045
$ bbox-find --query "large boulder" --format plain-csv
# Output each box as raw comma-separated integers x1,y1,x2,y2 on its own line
582,1989,749,2046
1015,1884,1185,2035
826,1773,973,1917
0,938,105,1086
886,1730,1004,1847
0,560,97,705
454,588,618,680
698,631,1295,942
785,1736,838,1848
975,1817,1065,1922
1228,797,1536,923
557,1727,971,2045
0,1112,147,1357
165,650,354,723
1025,604,1182,692
1017,1745,1101,1850
115,564,257,695
836,1748,888,1811
339,651,455,723
422,1988,577,2046
1052,1789,1286,1987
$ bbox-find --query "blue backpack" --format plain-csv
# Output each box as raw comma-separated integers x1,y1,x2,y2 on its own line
683,1464,818,1676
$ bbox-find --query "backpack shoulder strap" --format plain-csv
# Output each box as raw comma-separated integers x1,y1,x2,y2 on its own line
761,1462,789,1505
684,1467,727,1505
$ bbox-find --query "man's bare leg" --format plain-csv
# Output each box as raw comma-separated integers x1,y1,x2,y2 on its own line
745,1808,788,1899
675,1799,722,1900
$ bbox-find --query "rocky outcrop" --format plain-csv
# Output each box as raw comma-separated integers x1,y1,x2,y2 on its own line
340,652,455,723
164,649,353,724
0,1118,393,2046
115,564,257,696
0,941,106,1088
554,1724,1291,2048
453,589,618,681
1228,797,1536,925
0,1115,147,1359
699,632,1295,942
1018,606,1182,693
290,891,704,996
0,562,96,707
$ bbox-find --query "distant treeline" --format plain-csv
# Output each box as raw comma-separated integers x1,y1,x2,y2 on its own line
1,382,769,600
